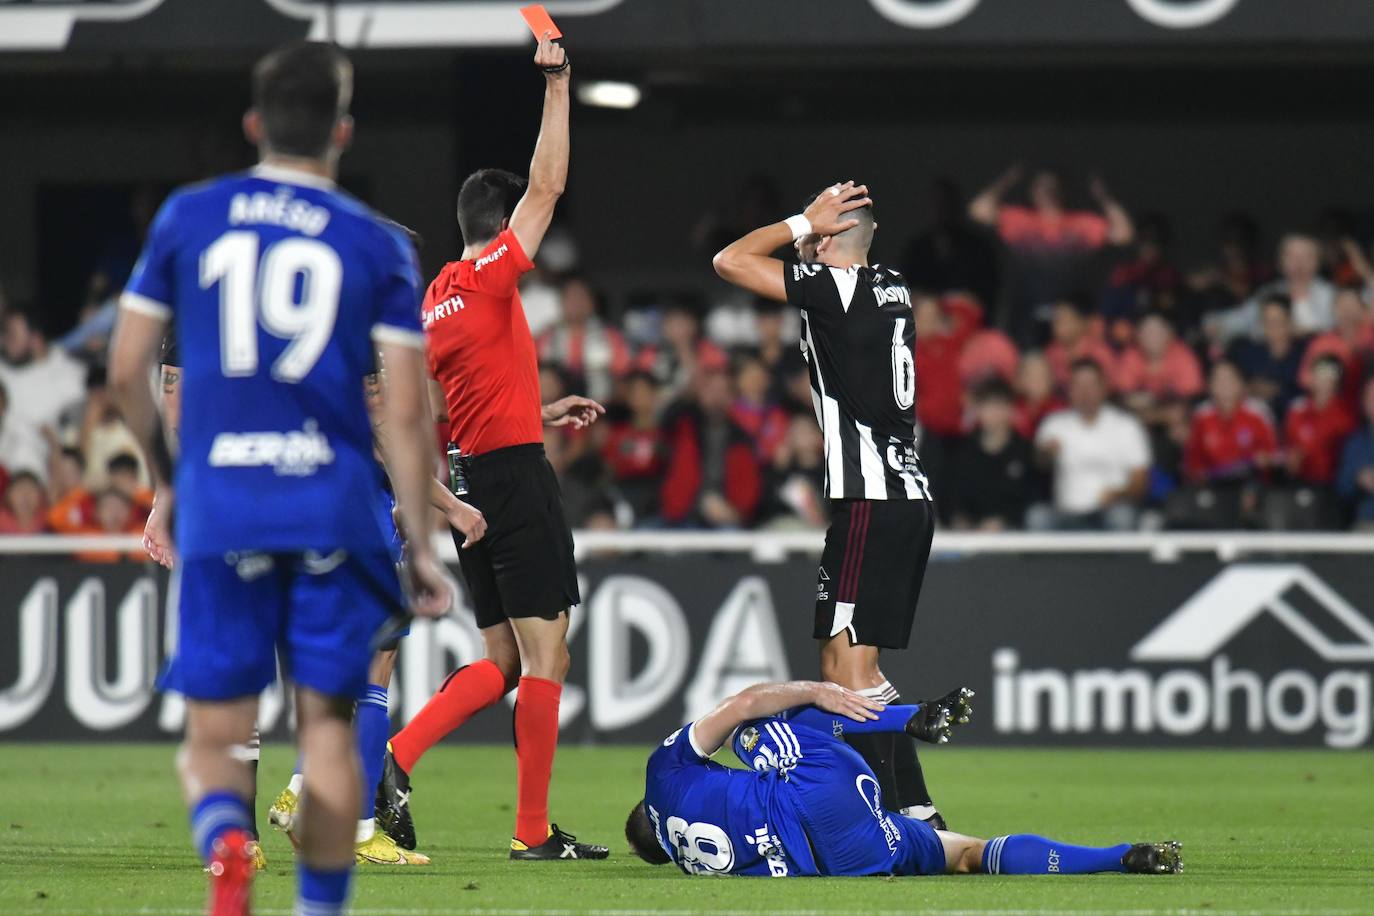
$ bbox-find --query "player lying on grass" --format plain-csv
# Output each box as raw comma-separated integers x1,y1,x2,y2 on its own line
625,680,1183,877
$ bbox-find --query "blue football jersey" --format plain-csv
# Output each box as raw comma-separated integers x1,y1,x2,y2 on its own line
643,724,820,877
122,165,422,558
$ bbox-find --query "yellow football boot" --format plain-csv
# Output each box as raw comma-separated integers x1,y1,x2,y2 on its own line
356,830,432,865
268,787,301,851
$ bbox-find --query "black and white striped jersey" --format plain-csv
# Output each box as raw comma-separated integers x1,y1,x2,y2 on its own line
785,262,931,501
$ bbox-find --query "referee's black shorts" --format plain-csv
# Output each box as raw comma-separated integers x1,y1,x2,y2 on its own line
813,498,935,650
451,444,580,630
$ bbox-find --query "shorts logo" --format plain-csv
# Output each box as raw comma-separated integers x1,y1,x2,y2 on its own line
745,825,789,877
816,567,830,603
855,774,901,853
226,552,275,581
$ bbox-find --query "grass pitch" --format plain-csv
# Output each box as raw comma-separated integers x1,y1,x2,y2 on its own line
0,744,1370,915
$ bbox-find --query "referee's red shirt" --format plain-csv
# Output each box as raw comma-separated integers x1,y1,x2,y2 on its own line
423,229,542,455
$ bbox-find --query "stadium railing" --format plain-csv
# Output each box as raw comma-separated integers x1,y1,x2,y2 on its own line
4,531,1374,563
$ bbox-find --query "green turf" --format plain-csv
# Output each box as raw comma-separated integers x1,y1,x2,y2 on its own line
0,744,1370,915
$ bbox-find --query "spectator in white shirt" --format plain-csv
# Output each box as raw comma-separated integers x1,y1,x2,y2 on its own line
1208,234,1335,344
0,310,87,480
1030,359,1151,531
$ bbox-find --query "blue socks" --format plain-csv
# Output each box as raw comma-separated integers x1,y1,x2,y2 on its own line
190,791,252,863
786,703,921,737
296,863,351,915
356,683,390,821
982,834,1131,874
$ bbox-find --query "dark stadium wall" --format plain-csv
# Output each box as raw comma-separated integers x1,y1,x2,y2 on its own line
1,58,1371,319
563,115,1374,298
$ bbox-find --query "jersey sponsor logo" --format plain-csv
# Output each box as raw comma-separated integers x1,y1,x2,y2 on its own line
207,420,336,477
423,294,466,327
871,285,912,307
228,189,331,237
854,774,902,853
792,263,822,281
473,243,509,271
886,440,920,476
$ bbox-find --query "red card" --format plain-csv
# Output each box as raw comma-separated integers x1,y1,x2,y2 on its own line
519,4,563,40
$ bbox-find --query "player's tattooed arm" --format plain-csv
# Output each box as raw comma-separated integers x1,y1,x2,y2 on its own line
110,309,176,487
712,181,871,303
509,31,570,260
159,363,182,444
689,680,884,758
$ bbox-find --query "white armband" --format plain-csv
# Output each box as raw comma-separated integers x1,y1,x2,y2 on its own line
783,214,813,240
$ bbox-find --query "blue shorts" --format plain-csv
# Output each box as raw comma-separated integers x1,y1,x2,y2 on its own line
735,717,946,877
161,549,404,702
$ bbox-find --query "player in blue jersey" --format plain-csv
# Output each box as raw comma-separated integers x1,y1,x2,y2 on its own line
625,680,1183,878
267,361,488,867
109,41,451,916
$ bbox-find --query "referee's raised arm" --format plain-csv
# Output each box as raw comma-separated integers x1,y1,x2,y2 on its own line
508,31,570,259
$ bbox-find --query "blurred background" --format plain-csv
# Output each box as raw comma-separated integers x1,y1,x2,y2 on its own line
1,1,1372,749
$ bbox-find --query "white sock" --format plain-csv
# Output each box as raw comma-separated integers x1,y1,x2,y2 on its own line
857,681,899,705
356,818,376,844
287,773,304,795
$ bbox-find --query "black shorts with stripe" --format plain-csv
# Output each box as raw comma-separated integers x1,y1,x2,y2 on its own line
813,498,935,649
451,444,580,630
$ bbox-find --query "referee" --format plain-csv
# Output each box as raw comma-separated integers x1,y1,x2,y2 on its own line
376,33,609,861
712,181,949,830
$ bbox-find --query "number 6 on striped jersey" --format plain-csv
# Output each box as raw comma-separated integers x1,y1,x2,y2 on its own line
891,317,915,410
200,230,342,383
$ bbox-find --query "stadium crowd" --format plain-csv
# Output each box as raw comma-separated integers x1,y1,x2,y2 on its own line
3,166,1374,539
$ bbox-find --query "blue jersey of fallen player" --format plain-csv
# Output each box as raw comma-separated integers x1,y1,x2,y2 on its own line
643,715,943,878
643,723,818,877
122,165,421,558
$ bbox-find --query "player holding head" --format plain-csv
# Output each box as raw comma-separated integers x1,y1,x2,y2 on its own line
110,40,450,915
374,32,609,861
713,185,946,828
624,679,1182,879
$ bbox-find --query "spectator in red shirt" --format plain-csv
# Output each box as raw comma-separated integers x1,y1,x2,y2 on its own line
1115,311,1205,414
969,165,1133,344
1298,287,1374,404
537,274,631,405
729,352,789,464
0,470,49,534
1044,297,1118,390
1284,356,1356,485
601,371,666,524
914,292,969,439
913,291,969,516
1184,359,1279,484
659,367,760,528
1013,350,1063,440
958,326,1020,387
